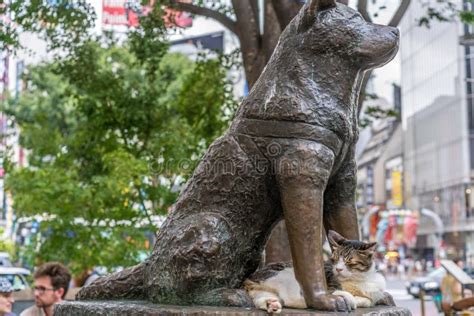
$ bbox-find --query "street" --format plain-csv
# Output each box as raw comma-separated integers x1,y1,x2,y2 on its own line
386,277,439,316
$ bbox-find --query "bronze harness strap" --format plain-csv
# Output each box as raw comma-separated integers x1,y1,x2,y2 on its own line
231,118,343,157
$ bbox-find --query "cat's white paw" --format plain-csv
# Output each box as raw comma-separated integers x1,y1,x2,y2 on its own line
266,298,282,314
333,290,357,310
354,296,373,308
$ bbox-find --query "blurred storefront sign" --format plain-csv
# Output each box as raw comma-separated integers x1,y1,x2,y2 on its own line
171,31,224,52
403,211,419,247
391,171,403,207
103,0,152,27
102,0,193,28
363,207,446,261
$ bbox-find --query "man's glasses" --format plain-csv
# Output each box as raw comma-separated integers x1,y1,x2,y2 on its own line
32,286,55,295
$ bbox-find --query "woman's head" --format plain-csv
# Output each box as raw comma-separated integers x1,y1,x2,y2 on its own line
0,278,14,315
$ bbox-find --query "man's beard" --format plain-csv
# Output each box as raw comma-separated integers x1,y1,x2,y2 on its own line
35,298,52,308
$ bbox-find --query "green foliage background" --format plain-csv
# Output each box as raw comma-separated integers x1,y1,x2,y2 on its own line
2,25,237,275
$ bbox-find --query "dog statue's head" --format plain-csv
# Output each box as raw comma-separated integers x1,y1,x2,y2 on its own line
284,0,399,71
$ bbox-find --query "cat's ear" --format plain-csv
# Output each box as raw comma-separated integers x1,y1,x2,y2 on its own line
327,230,346,249
365,242,378,254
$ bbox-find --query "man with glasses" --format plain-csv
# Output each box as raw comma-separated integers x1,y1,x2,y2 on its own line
20,262,71,316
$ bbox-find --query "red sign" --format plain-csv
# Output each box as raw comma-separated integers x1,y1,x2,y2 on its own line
164,9,193,28
102,0,192,28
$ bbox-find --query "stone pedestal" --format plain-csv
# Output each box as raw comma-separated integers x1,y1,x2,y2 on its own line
55,301,412,316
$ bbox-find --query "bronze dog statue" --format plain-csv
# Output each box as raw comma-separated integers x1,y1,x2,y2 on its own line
77,0,399,311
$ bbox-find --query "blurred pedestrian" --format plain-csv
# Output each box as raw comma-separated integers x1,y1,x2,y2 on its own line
405,256,415,277
0,278,16,316
397,262,406,278
440,258,466,314
415,260,422,274
20,262,71,316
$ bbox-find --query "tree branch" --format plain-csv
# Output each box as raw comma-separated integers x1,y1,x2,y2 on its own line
271,0,302,29
231,0,263,88
232,0,261,41
169,1,238,35
263,1,282,61
357,0,372,22
388,0,411,26
250,0,260,35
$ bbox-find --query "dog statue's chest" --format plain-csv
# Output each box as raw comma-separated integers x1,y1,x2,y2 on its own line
239,94,358,147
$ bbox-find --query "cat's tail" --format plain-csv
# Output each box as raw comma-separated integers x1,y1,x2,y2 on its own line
243,279,259,292
76,263,146,300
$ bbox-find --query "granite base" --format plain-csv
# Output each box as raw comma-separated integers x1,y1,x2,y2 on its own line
55,301,412,316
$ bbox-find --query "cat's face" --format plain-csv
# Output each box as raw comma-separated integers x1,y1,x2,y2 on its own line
328,230,377,280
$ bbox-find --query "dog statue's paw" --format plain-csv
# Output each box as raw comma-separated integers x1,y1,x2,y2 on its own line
266,298,282,314
307,293,352,312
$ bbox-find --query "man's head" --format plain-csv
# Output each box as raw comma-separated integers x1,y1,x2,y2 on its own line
454,258,464,269
33,262,71,308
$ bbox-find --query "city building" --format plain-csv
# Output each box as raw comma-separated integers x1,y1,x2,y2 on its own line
356,92,406,254
400,0,474,263
357,97,400,214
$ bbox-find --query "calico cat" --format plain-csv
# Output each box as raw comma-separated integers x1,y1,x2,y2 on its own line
244,230,395,313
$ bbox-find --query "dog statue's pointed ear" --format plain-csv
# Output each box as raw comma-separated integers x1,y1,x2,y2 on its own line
327,230,346,250
298,0,337,32
308,0,337,13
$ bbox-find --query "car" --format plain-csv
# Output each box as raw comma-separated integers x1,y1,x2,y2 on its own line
0,267,31,291
406,267,446,298
0,252,13,267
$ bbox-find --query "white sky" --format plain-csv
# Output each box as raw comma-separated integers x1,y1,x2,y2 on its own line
365,0,403,102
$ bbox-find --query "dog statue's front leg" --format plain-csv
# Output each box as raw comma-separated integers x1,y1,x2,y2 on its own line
276,142,351,312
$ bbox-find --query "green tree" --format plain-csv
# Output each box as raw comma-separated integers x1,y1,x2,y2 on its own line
3,36,237,276
1,1,96,51
0,228,16,261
